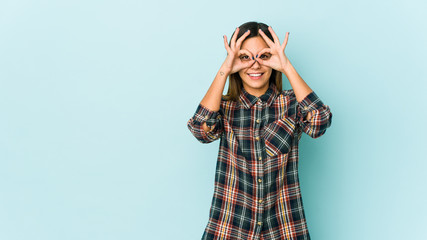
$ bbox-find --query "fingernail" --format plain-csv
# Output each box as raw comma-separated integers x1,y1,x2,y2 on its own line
252,56,254,60
256,54,258,58
246,30,249,33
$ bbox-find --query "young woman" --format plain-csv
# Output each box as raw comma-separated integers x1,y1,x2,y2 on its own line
187,21,333,240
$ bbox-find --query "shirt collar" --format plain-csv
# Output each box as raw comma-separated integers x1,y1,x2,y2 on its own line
239,83,278,109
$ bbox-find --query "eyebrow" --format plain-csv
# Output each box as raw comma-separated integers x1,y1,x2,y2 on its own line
241,48,271,54
241,49,260,55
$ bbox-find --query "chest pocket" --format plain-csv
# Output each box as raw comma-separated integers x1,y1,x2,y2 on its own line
262,117,296,157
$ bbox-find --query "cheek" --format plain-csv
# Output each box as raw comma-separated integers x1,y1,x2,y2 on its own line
264,69,273,79
238,71,246,79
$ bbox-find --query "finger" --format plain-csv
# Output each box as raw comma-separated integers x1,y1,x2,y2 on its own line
223,35,231,53
242,59,256,69
256,48,272,60
230,27,240,51
268,26,281,45
255,57,264,65
254,49,271,66
238,49,253,58
281,32,289,50
234,59,254,73
258,28,275,47
257,48,272,56
256,58,271,68
237,49,254,63
235,29,251,49
242,59,255,66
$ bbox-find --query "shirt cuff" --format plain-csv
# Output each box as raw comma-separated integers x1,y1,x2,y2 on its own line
298,91,325,114
192,103,220,127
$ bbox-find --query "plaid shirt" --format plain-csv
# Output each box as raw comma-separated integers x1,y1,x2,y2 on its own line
187,83,332,240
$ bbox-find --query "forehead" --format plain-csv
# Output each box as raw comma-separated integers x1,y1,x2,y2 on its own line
241,36,268,54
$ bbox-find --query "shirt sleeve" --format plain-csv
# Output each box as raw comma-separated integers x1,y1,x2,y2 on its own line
295,90,333,138
187,103,223,144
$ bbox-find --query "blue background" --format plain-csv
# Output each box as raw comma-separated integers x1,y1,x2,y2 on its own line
1,0,426,239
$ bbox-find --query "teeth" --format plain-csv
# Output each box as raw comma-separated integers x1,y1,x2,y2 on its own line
249,73,262,77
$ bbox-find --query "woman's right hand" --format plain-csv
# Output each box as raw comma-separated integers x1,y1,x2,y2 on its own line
222,27,255,75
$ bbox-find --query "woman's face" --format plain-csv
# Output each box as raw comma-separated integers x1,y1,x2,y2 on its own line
238,36,273,97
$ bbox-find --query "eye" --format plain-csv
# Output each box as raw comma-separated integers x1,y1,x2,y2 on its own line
260,54,271,59
239,55,250,61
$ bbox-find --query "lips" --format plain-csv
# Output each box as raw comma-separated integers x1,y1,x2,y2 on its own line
247,72,264,80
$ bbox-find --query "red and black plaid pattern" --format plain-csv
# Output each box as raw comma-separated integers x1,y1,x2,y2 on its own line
187,83,332,240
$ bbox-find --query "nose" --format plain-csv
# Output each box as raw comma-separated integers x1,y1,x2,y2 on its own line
251,59,261,69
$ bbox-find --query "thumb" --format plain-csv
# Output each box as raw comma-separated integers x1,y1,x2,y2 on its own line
256,58,272,68
255,57,265,65
244,59,257,68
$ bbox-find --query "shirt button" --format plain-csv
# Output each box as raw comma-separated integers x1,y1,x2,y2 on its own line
257,221,262,226
303,106,308,110
256,119,260,123
258,178,262,183
259,199,263,203
255,136,260,141
258,156,262,160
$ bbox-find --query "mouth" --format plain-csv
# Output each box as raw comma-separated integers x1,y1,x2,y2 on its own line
247,72,264,80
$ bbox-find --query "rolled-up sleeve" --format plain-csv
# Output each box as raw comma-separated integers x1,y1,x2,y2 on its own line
187,103,223,143
296,91,332,138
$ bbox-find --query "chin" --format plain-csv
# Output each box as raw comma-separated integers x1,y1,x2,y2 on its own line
241,80,270,93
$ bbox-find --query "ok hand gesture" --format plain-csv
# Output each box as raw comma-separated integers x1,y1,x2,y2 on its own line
222,27,256,75
255,26,290,73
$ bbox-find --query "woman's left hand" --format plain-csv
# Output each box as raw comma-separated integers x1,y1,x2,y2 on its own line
256,26,290,73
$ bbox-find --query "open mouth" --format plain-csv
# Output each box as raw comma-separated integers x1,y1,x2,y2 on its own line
247,73,264,80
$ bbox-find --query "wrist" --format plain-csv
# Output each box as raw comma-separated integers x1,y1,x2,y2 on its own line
219,65,231,77
281,59,292,74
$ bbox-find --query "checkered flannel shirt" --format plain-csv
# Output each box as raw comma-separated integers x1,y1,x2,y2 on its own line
187,83,333,240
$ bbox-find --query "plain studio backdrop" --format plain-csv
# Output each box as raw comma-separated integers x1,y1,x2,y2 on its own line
1,0,426,239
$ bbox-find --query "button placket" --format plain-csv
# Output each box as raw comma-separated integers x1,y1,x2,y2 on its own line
254,97,265,233
255,104,263,163
254,99,263,162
